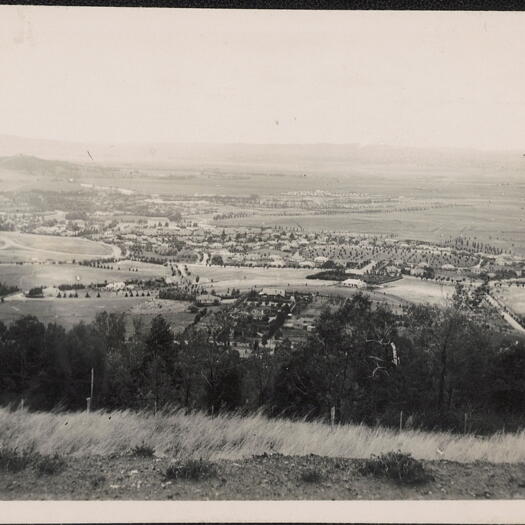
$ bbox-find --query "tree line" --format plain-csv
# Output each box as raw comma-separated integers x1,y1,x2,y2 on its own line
0,290,524,434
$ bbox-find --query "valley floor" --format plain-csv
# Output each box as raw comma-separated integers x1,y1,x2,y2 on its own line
1,453,525,500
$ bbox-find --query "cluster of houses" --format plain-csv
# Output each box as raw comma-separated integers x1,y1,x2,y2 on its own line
6,188,525,284
225,288,315,356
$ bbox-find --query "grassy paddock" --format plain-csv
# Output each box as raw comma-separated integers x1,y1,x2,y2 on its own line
1,408,525,464
380,276,454,306
0,232,117,263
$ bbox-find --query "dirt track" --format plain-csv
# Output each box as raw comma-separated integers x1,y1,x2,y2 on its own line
2,454,525,500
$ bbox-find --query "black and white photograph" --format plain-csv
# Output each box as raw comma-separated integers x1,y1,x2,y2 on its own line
0,5,525,519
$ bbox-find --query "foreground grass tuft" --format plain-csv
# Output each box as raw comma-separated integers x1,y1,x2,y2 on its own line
35,454,67,476
131,443,155,458
88,474,106,489
359,451,431,485
165,458,218,481
0,446,67,475
300,468,325,483
0,447,34,473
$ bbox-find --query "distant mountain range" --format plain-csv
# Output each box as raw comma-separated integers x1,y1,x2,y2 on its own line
0,133,521,169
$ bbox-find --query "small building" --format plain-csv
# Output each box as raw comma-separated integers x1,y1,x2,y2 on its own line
259,288,286,298
385,265,401,276
106,281,126,291
196,294,220,306
299,260,316,268
341,278,366,288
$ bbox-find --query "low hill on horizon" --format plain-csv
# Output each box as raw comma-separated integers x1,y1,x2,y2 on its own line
0,134,522,173
0,154,79,173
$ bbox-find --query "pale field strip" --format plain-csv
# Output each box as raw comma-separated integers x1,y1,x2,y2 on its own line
379,276,455,306
491,282,525,315
0,260,170,290
485,294,525,335
0,231,119,263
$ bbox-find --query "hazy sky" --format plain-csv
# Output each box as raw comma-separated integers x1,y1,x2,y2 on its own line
0,7,524,150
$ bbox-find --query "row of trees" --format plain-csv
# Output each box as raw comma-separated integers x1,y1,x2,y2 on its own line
1,291,524,433
0,311,246,414
0,282,19,297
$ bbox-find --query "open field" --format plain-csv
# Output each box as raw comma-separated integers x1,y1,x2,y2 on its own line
0,232,118,263
0,261,169,290
0,296,146,329
492,284,525,316
0,295,195,331
379,277,455,306
215,200,525,255
186,264,338,291
0,167,44,192
128,298,197,334
485,294,525,335
66,157,525,202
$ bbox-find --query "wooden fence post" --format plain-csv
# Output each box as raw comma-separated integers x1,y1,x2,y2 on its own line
330,406,336,431
399,410,404,432
90,368,94,407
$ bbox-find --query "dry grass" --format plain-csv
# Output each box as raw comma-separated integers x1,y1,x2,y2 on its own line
1,407,525,464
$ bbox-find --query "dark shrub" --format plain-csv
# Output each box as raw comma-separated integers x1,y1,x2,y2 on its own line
26,287,44,298
36,454,66,476
359,451,430,485
131,443,155,458
300,468,325,483
89,474,106,488
164,458,217,481
0,447,34,473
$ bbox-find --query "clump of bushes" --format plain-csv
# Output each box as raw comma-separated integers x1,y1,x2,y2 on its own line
35,454,66,476
165,458,217,481
89,474,106,488
300,468,325,484
26,287,44,298
0,447,66,476
359,451,431,485
0,447,34,473
131,443,155,458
